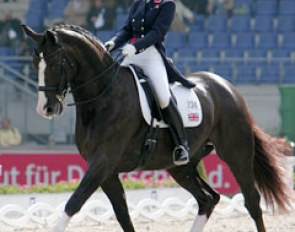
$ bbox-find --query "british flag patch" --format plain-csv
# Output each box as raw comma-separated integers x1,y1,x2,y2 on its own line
188,113,199,121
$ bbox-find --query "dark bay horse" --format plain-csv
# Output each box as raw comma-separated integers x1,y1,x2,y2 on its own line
22,24,293,232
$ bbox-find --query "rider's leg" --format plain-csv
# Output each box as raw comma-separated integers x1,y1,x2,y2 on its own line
161,99,189,165
123,46,189,165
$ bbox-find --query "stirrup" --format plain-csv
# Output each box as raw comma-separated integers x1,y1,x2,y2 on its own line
173,145,189,166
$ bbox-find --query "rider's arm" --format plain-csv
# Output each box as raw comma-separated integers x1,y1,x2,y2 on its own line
111,2,140,50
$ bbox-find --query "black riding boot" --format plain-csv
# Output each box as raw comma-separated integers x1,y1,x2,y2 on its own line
162,100,189,165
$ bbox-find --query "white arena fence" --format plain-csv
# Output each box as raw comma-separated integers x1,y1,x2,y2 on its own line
0,194,294,228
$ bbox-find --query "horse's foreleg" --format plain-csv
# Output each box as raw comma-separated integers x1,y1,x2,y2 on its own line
51,155,108,232
101,175,135,232
168,164,220,232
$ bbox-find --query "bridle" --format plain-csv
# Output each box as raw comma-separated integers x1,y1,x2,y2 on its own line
34,46,72,99
34,45,124,106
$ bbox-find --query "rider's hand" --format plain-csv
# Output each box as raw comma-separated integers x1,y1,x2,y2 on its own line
104,41,115,52
122,44,136,57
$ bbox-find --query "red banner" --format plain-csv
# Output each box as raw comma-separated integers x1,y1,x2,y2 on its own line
0,152,87,187
202,154,239,194
0,151,239,194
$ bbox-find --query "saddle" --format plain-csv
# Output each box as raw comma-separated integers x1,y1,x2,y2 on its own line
128,65,203,128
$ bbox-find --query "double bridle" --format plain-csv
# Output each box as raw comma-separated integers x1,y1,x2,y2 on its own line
34,46,72,99
35,46,124,106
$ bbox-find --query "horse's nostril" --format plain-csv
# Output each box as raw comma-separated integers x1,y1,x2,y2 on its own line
46,106,54,114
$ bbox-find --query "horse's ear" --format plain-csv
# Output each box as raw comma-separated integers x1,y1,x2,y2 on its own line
21,24,43,42
46,30,59,45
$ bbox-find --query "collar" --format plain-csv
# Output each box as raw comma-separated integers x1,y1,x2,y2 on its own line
146,0,162,3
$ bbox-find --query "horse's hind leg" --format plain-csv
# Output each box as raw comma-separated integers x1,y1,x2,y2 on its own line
101,175,135,232
212,125,266,232
168,164,220,232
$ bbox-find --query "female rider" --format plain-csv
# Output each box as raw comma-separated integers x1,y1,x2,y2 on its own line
105,0,194,165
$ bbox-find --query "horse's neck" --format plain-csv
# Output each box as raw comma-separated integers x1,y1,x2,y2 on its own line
74,66,128,136
74,65,134,110
70,53,115,100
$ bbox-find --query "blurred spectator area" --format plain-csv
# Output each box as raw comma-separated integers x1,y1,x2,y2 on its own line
0,0,30,23
0,0,294,85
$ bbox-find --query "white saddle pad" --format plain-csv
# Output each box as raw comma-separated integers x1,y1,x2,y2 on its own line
128,65,203,128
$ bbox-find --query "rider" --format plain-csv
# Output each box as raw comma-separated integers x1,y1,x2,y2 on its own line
104,0,194,165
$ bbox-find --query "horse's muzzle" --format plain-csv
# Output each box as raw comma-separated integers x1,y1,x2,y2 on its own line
39,101,63,119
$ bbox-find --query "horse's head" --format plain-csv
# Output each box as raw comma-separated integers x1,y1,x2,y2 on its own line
22,25,76,119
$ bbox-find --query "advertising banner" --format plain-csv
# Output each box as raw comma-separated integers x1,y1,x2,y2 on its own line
0,151,239,194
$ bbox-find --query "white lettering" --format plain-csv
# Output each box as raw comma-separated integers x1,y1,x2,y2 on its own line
67,165,84,181
25,164,63,186
0,166,20,186
154,170,169,180
0,171,9,186
51,171,61,184
140,170,153,180
187,100,198,109
26,164,35,186
35,166,50,184
208,164,223,188
10,167,20,185
126,171,137,180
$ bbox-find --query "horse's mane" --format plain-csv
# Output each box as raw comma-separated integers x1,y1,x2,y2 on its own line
52,24,108,56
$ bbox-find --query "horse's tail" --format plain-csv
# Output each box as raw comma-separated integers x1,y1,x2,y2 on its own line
251,121,294,212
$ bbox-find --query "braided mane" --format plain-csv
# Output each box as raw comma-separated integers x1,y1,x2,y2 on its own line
52,24,106,53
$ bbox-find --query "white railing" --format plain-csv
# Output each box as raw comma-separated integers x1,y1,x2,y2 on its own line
0,193,294,228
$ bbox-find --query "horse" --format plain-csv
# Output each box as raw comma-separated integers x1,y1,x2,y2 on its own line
22,24,293,232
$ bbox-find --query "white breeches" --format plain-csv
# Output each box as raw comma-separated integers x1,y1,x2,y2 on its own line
121,45,171,108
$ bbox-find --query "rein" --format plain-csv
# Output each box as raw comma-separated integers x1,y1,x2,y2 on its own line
68,54,125,107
